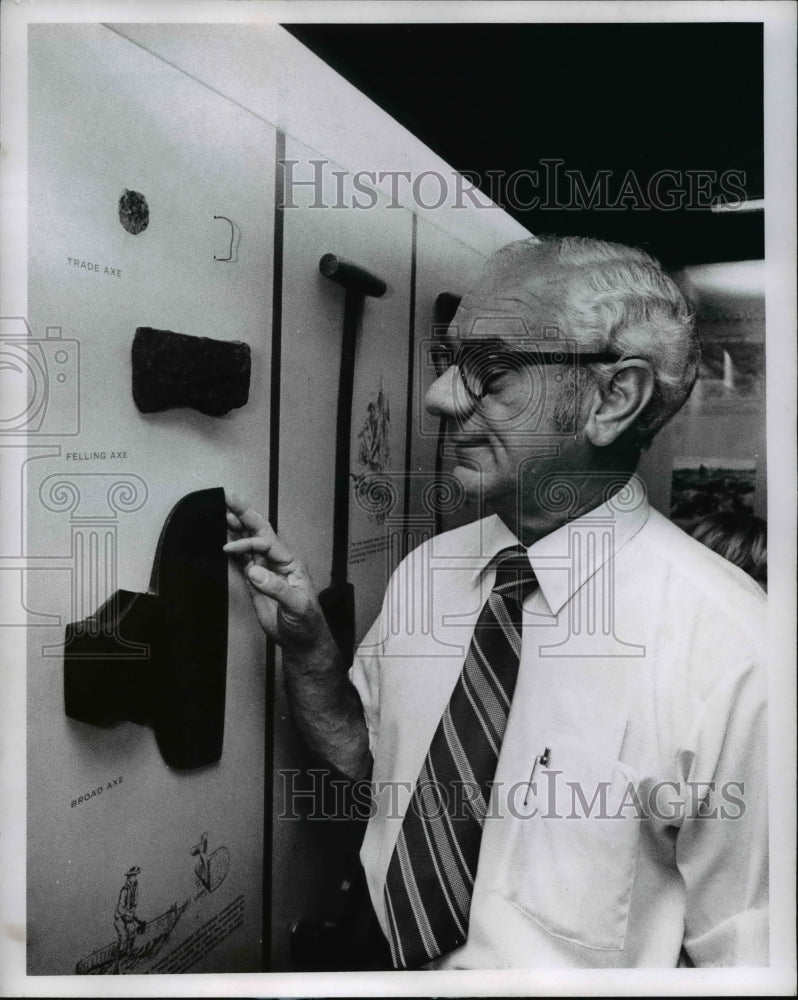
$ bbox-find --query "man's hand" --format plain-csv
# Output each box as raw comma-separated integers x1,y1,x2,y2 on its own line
223,491,329,650
224,490,371,781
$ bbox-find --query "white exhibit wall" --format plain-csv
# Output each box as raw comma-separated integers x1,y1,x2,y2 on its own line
270,137,415,969
26,24,273,974
277,136,415,647
107,22,531,259
21,18,534,977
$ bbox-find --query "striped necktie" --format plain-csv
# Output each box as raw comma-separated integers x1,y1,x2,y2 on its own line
383,545,538,968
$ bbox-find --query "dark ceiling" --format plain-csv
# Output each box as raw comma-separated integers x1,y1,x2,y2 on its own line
284,22,764,268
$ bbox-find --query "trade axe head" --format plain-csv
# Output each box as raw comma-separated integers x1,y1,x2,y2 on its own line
319,253,387,299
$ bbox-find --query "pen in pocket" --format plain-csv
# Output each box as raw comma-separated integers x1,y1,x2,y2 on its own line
524,746,552,806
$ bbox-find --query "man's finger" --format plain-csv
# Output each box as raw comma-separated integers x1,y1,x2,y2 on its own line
223,534,297,567
226,510,245,533
225,490,269,533
246,564,306,614
225,489,247,511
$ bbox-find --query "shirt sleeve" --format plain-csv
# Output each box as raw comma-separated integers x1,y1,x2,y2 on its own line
348,602,388,758
676,656,769,966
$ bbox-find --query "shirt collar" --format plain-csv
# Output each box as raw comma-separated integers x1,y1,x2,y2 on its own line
470,474,650,614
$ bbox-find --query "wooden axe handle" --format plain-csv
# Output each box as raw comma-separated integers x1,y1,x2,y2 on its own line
318,253,387,664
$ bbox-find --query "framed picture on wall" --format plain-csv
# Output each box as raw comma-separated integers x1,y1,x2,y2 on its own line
692,311,765,414
670,456,758,532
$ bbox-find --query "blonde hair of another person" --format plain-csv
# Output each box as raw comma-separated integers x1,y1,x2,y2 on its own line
691,511,767,590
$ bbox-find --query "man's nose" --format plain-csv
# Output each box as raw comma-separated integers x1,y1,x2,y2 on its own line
424,364,475,419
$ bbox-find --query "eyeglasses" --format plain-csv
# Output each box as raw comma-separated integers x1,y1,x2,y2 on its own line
431,338,622,401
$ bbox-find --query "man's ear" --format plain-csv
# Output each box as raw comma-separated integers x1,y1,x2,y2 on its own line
583,360,655,447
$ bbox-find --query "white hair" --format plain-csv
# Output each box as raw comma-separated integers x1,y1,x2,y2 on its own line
534,236,699,445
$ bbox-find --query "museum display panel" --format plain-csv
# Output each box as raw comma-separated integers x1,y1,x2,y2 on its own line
26,25,275,973
22,22,528,974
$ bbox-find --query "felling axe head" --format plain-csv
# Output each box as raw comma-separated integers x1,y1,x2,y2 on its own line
319,253,387,299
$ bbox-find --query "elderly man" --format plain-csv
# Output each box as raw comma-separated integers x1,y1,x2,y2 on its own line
225,236,767,969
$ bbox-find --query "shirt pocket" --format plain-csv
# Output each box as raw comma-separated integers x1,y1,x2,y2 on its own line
499,737,641,952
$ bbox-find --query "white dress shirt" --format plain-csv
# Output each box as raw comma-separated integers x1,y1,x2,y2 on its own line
349,477,768,968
